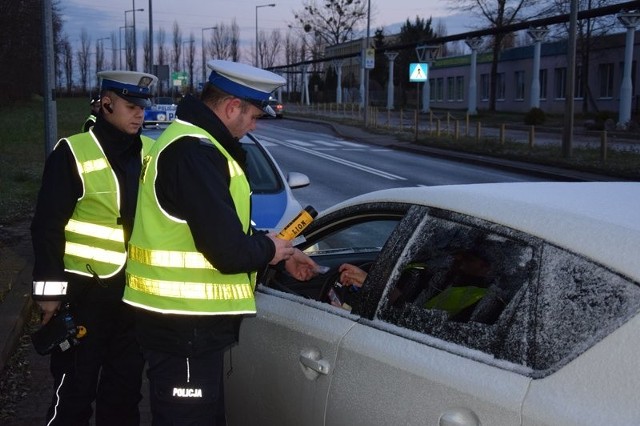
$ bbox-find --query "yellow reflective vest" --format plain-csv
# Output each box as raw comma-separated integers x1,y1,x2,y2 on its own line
123,119,256,316
82,114,97,132
62,130,154,279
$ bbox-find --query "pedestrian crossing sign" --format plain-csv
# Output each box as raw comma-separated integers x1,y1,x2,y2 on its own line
409,63,428,82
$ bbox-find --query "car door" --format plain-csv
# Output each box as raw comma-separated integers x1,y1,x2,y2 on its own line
224,203,409,426
325,206,539,425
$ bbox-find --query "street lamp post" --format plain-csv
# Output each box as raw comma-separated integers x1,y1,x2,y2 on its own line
255,3,276,67
465,37,483,115
201,26,217,86
527,27,549,110
124,7,144,71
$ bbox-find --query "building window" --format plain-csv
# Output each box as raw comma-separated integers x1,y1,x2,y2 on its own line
436,77,445,101
496,72,506,101
456,76,464,101
599,63,614,98
575,65,584,99
539,69,547,100
447,76,455,101
480,74,490,101
515,70,525,101
554,67,566,99
429,78,435,101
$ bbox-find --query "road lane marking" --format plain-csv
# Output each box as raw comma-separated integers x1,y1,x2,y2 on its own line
261,137,406,181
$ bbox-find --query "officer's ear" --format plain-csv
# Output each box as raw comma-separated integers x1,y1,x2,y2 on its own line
102,96,114,113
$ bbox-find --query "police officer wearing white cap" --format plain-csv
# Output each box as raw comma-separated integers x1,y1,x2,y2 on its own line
123,60,319,424
31,70,157,425
82,95,101,132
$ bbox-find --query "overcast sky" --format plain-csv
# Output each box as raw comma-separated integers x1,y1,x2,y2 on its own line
60,0,475,63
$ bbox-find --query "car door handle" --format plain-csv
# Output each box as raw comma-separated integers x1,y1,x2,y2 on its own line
299,348,331,380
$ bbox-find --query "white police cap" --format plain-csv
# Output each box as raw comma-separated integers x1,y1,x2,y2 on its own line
98,70,158,108
206,60,285,117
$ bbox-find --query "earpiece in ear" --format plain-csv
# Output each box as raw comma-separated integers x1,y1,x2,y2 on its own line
104,103,113,113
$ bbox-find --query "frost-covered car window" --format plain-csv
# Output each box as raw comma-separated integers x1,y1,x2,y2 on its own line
378,208,537,369
529,244,640,375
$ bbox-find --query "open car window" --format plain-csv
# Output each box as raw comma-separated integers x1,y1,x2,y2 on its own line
377,208,537,369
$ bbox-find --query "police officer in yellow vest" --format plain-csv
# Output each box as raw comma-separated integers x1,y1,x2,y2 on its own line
123,60,318,425
82,95,101,132
31,70,158,425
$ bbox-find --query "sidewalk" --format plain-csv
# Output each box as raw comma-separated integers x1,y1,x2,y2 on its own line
0,116,624,424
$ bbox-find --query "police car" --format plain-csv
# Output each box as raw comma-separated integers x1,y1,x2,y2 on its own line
143,97,178,128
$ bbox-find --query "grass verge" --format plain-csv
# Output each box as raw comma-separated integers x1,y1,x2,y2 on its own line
0,97,85,223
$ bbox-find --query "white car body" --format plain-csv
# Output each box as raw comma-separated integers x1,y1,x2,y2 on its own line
225,182,640,426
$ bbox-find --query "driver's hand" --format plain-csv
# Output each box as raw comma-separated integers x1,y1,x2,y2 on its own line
284,249,319,281
338,263,367,287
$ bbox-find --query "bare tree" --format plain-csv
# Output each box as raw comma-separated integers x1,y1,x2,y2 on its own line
208,20,241,62
61,36,73,95
292,0,368,46
156,28,167,94
142,30,151,73
110,33,118,70
230,20,240,62
96,38,106,73
184,33,196,93
259,29,283,68
78,28,91,94
449,0,538,111
171,21,183,75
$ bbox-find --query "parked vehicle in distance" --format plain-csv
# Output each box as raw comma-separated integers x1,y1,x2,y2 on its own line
266,96,284,118
240,133,309,230
143,96,177,128
225,182,640,426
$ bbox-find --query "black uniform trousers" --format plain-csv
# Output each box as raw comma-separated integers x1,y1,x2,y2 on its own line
45,300,144,426
143,348,226,426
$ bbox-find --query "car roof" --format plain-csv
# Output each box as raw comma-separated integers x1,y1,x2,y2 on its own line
324,182,640,282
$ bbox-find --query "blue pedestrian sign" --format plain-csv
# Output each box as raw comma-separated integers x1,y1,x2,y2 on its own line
409,63,428,82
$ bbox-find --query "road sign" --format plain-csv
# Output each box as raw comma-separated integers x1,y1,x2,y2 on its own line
409,63,428,82
364,48,375,69
171,71,189,87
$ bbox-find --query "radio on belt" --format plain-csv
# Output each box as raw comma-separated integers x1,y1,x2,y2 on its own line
277,205,317,240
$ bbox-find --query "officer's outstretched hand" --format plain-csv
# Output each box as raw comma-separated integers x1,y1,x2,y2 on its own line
284,249,319,281
267,233,295,265
36,300,62,325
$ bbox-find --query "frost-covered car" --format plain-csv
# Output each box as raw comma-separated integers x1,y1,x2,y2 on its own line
225,182,640,426
143,96,177,128
241,133,309,230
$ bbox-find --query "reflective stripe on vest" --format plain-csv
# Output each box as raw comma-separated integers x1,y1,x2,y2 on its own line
60,132,154,278
124,119,255,316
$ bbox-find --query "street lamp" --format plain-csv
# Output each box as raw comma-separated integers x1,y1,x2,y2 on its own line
201,26,217,85
255,3,276,67
124,7,144,70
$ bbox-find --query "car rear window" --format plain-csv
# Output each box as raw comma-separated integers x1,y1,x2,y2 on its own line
377,207,640,377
